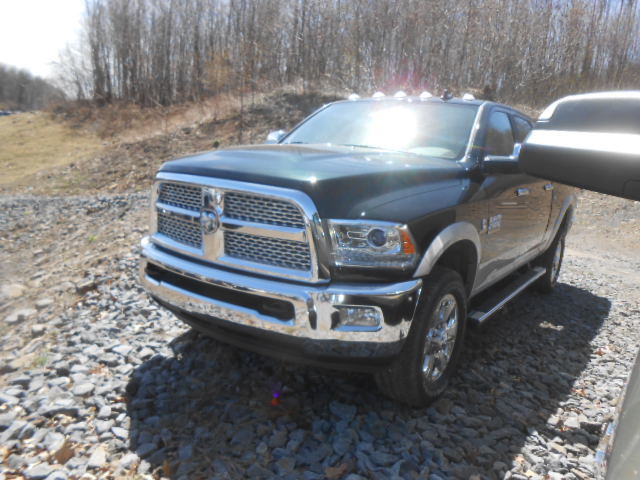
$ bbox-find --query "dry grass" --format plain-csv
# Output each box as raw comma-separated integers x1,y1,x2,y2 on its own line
0,112,104,187
52,91,258,142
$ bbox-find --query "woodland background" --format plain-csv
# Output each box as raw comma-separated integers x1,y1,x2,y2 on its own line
3,0,640,111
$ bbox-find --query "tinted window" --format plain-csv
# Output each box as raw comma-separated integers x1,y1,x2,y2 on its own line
512,116,532,143
486,111,515,156
283,101,478,160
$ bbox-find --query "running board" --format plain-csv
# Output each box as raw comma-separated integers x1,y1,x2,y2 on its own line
469,267,546,325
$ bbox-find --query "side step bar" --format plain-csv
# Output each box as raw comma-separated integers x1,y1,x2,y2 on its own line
468,267,546,325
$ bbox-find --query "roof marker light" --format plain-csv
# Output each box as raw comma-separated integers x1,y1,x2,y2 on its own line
394,90,407,98
462,93,476,101
419,91,433,100
348,93,360,101
372,91,385,98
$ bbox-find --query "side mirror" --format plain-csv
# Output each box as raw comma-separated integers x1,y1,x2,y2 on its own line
519,91,640,201
265,129,287,144
483,144,522,174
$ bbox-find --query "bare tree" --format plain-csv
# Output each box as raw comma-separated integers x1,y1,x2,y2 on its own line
61,0,640,108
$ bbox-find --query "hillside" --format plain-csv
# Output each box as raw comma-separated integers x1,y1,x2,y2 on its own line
0,91,342,195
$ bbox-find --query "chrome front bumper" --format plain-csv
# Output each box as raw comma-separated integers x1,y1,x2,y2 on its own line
140,237,422,360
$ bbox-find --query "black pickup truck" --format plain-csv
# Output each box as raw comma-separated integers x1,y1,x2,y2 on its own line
140,93,576,406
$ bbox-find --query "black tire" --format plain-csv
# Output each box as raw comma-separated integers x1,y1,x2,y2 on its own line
374,267,467,407
533,230,566,293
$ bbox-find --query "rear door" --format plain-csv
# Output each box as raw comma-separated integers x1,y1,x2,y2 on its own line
510,113,553,250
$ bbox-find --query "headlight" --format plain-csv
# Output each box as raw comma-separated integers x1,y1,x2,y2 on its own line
328,220,417,269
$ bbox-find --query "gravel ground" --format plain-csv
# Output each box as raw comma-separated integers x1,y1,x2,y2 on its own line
0,192,639,480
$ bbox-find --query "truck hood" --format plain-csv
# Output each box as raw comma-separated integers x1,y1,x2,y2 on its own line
159,144,465,221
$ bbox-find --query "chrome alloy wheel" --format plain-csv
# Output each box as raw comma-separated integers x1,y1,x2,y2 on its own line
422,293,459,383
550,238,564,284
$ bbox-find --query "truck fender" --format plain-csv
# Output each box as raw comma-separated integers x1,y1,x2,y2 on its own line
544,193,577,251
413,222,481,279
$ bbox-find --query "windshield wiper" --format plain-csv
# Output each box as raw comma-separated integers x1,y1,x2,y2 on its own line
337,143,383,149
338,144,415,155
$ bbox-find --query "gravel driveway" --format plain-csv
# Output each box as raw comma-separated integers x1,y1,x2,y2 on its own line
0,192,639,480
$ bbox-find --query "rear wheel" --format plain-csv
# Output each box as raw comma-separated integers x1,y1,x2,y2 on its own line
533,231,566,293
375,267,467,407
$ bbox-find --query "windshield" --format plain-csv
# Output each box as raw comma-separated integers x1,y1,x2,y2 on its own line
283,101,479,160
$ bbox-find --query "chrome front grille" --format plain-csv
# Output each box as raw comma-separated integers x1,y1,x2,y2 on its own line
224,192,306,228
152,176,319,281
224,231,311,271
158,183,202,211
157,211,202,248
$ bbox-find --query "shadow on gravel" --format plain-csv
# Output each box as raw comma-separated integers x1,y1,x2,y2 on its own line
125,282,610,479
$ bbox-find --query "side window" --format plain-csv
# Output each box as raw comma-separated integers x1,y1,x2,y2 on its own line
512,116,533,143
485,111,515,156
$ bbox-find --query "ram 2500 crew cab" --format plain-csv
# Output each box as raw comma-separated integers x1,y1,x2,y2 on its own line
139,93,576,406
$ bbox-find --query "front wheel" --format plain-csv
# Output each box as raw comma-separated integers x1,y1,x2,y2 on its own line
375,267,467,407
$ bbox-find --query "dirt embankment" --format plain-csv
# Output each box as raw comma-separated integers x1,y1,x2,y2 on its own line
0,91,342,196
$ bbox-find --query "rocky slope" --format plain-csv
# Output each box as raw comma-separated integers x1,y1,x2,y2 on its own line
0,190,639,480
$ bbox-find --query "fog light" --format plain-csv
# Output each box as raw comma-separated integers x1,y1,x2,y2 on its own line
333,305,383,331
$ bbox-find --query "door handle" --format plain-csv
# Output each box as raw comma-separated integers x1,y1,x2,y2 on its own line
544,183,554,191
516,188,530,196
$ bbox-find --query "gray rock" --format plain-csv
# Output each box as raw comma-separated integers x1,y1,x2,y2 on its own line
5,308,37,325
371,450,397,467
300,443,331,465
1,283,26,300
44,472,68,480
35,298,54,310
87,446,107,469
24,463,56,480
178,443,193,461
139,347,155,359
137,442,157,458
39,398,80,417
72,383,95,396
94,420,112,434
118,452,139,470
231,427,253,445
175,460,194,477
8,453,28,470
43,431,65,452
75,279,97,294
247,463,273,478
111,344,133,356
256,441,268,456
269,429,288,448
329,401,357,422
111,426,128,439
275,457,296,475
493,461,507,472
0,419,27,443
333,434,352,456
564,416,581,429
0,411,17,429
0,393,20,406
10,374,32,388
96,405,112,419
